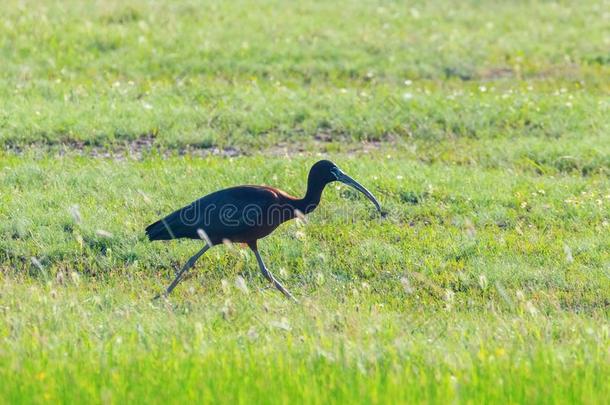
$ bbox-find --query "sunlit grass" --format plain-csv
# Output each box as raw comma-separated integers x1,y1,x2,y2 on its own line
0,0,608,149
0,275,608,404
1,153,608,403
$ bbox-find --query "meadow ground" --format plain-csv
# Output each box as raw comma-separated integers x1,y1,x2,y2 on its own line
1,0,609,403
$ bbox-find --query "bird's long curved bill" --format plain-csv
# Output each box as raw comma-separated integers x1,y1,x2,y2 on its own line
336,171,382,214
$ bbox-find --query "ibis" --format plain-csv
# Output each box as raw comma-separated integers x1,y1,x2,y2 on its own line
146,160,381,301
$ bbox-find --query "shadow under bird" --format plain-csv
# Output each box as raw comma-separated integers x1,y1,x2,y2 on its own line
145,160,382,301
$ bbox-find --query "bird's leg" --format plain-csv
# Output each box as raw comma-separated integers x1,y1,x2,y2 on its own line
248,242,297,302
154,244,210,300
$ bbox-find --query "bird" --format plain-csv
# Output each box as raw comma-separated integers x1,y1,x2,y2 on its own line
146,160,382,301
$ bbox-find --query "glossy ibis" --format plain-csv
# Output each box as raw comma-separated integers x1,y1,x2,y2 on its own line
146,160,381,301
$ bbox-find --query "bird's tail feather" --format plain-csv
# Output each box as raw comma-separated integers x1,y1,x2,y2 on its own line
145,218,176,240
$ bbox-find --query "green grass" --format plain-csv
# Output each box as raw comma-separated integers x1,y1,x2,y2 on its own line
0,278,607,404
1,153,608,403
1,0,608,149
1,0,609,403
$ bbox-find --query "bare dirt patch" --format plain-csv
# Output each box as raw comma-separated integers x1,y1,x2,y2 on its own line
3,133,388,159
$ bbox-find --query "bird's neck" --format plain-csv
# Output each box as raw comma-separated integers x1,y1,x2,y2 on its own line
294,176,326,215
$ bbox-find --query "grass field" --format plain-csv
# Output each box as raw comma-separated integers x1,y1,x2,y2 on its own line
1,0,609,403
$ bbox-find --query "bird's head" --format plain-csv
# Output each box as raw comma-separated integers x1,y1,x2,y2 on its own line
309,160,382,214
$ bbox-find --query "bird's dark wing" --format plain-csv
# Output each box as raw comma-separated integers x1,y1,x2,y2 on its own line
145,186,285,243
